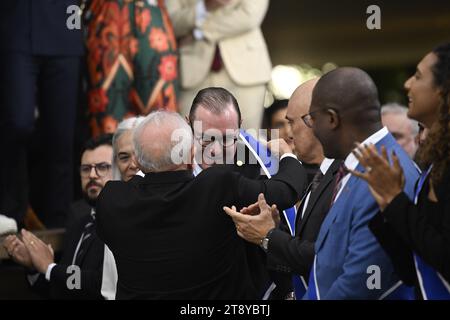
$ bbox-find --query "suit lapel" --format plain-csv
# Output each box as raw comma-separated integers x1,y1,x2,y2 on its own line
74,231,96,266
314,172,359,251
297,160,341,236
294,187,310,233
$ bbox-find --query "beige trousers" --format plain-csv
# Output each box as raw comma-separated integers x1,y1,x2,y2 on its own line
179,69,267,130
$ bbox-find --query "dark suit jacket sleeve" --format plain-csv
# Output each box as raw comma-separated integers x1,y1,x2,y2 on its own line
377,189,450,281
27,273,51,299
26,263,102,300
266,229,315,277
234,156,306,210
369,210,417,286
48,263,103,299
96,181,115,246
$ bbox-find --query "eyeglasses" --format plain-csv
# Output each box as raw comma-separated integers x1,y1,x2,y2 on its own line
194,133,239,148
301,109,325,128
80,162,112,177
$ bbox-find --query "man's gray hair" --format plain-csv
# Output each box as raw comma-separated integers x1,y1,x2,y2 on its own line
133,111,193,172
112,116,145,180
381,103,419,135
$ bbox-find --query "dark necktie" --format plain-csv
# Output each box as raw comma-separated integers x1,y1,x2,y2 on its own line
330,163,349,206
310,169,324,194
298,169,323,222
73,211,96,265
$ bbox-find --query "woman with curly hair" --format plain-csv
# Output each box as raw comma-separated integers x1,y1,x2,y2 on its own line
84,0,179,136
350,42,450,299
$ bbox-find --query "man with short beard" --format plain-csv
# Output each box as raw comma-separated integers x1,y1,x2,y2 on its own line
66,134,114,227
3,134,113,299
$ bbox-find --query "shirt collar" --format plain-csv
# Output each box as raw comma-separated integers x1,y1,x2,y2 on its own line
319,158,335,175
344,126,389,171
136,170,145,177
193,160,203,177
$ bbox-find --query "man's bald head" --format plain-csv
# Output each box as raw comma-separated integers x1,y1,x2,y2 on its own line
289,78,320,116
286,78,324,164
309,67,383,160
133,111,193,172
311,67,381,125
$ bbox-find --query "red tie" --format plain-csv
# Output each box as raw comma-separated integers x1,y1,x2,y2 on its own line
330,164,349,206
211,45,223,72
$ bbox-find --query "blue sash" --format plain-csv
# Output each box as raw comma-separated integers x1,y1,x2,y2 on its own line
239,130,297,235
307,256,319,300
413,166,450,300
284,205,308,299
239,130,303,299
238,130,278,177
307,255,414,300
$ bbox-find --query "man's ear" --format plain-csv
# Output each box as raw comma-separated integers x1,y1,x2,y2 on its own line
327,109,340,130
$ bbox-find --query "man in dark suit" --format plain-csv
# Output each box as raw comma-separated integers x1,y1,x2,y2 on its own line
3,135,113,299
0,0,83,227
224,79,340,299
96,111,306,299
187,87,277,297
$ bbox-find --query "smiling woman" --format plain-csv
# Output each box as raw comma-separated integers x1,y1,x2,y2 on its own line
350,42,450,300
413,43,450,185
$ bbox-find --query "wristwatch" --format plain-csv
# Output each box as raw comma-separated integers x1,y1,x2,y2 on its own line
260,228,275,252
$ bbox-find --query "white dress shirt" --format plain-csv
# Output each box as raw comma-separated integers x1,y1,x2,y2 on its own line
101,245,117,300
192,160,203,177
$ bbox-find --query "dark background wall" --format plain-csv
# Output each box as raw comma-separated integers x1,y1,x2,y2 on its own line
262,0,450,104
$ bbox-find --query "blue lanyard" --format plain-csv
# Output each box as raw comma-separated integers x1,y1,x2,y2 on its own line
414,165,432,204
412,165,450,299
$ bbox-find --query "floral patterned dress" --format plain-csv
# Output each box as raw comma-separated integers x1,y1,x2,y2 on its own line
85,0,179,136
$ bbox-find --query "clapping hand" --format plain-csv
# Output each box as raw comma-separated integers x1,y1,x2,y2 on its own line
3,234,33,269
224,193,279,245
21,229,54,274
349,143,405,211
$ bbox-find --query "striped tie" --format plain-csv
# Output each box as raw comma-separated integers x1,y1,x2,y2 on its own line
330,163,348,206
